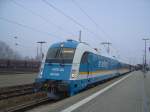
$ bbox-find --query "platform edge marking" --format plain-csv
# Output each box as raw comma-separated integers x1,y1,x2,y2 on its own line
61,73,132,112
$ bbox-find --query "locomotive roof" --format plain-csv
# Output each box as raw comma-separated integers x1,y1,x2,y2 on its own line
49,39,129,65
51,39,79,48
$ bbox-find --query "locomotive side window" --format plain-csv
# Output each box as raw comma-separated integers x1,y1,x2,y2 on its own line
93,54,98,63
80,52,89,64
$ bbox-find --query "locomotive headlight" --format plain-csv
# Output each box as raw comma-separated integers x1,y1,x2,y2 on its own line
72,73,77,78
71,70,78,78
38,68,43,78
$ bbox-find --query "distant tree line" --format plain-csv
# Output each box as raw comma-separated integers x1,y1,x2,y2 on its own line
0,41,22,60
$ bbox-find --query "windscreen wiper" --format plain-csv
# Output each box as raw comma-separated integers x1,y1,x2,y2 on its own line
55,48,60,58
60,48,65,66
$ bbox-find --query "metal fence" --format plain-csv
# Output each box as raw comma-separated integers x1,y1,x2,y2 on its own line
0,59,41,72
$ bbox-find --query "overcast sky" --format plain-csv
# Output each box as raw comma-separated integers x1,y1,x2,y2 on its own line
0,0,150,64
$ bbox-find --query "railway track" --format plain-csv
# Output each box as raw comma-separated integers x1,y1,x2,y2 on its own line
0,83,34,100
2,96,50,112
0,84,56,112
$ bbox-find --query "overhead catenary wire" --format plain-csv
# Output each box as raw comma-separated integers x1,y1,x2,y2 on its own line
11,0,75,37
0,16,64,39
71,0,107,39
42,0,120,57
71,0,120,54
42,0,103,41
1,1,135,63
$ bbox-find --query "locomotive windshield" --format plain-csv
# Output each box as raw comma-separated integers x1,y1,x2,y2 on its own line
46,47,76,63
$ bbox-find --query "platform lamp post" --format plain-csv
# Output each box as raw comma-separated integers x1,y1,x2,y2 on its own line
79,30,82,42
37,41,46,62
14,36,18,60
101,42,112,54
142,38,150,71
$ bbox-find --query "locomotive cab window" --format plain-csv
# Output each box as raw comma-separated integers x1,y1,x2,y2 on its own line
61,48,75,59
46,47,76,63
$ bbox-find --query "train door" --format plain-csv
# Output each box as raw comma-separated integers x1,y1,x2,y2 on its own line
117,62,121,75
87,53,93,79
79,52,89,78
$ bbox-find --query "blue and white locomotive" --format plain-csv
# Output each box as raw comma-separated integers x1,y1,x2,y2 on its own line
35,39,131,97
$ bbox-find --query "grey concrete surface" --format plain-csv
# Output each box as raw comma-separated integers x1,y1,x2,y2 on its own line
144,71,150,111
72,71,150,112
0,73,38,87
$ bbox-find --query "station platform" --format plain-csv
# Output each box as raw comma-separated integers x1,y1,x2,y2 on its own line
27,71,150,112
0,73,37,87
